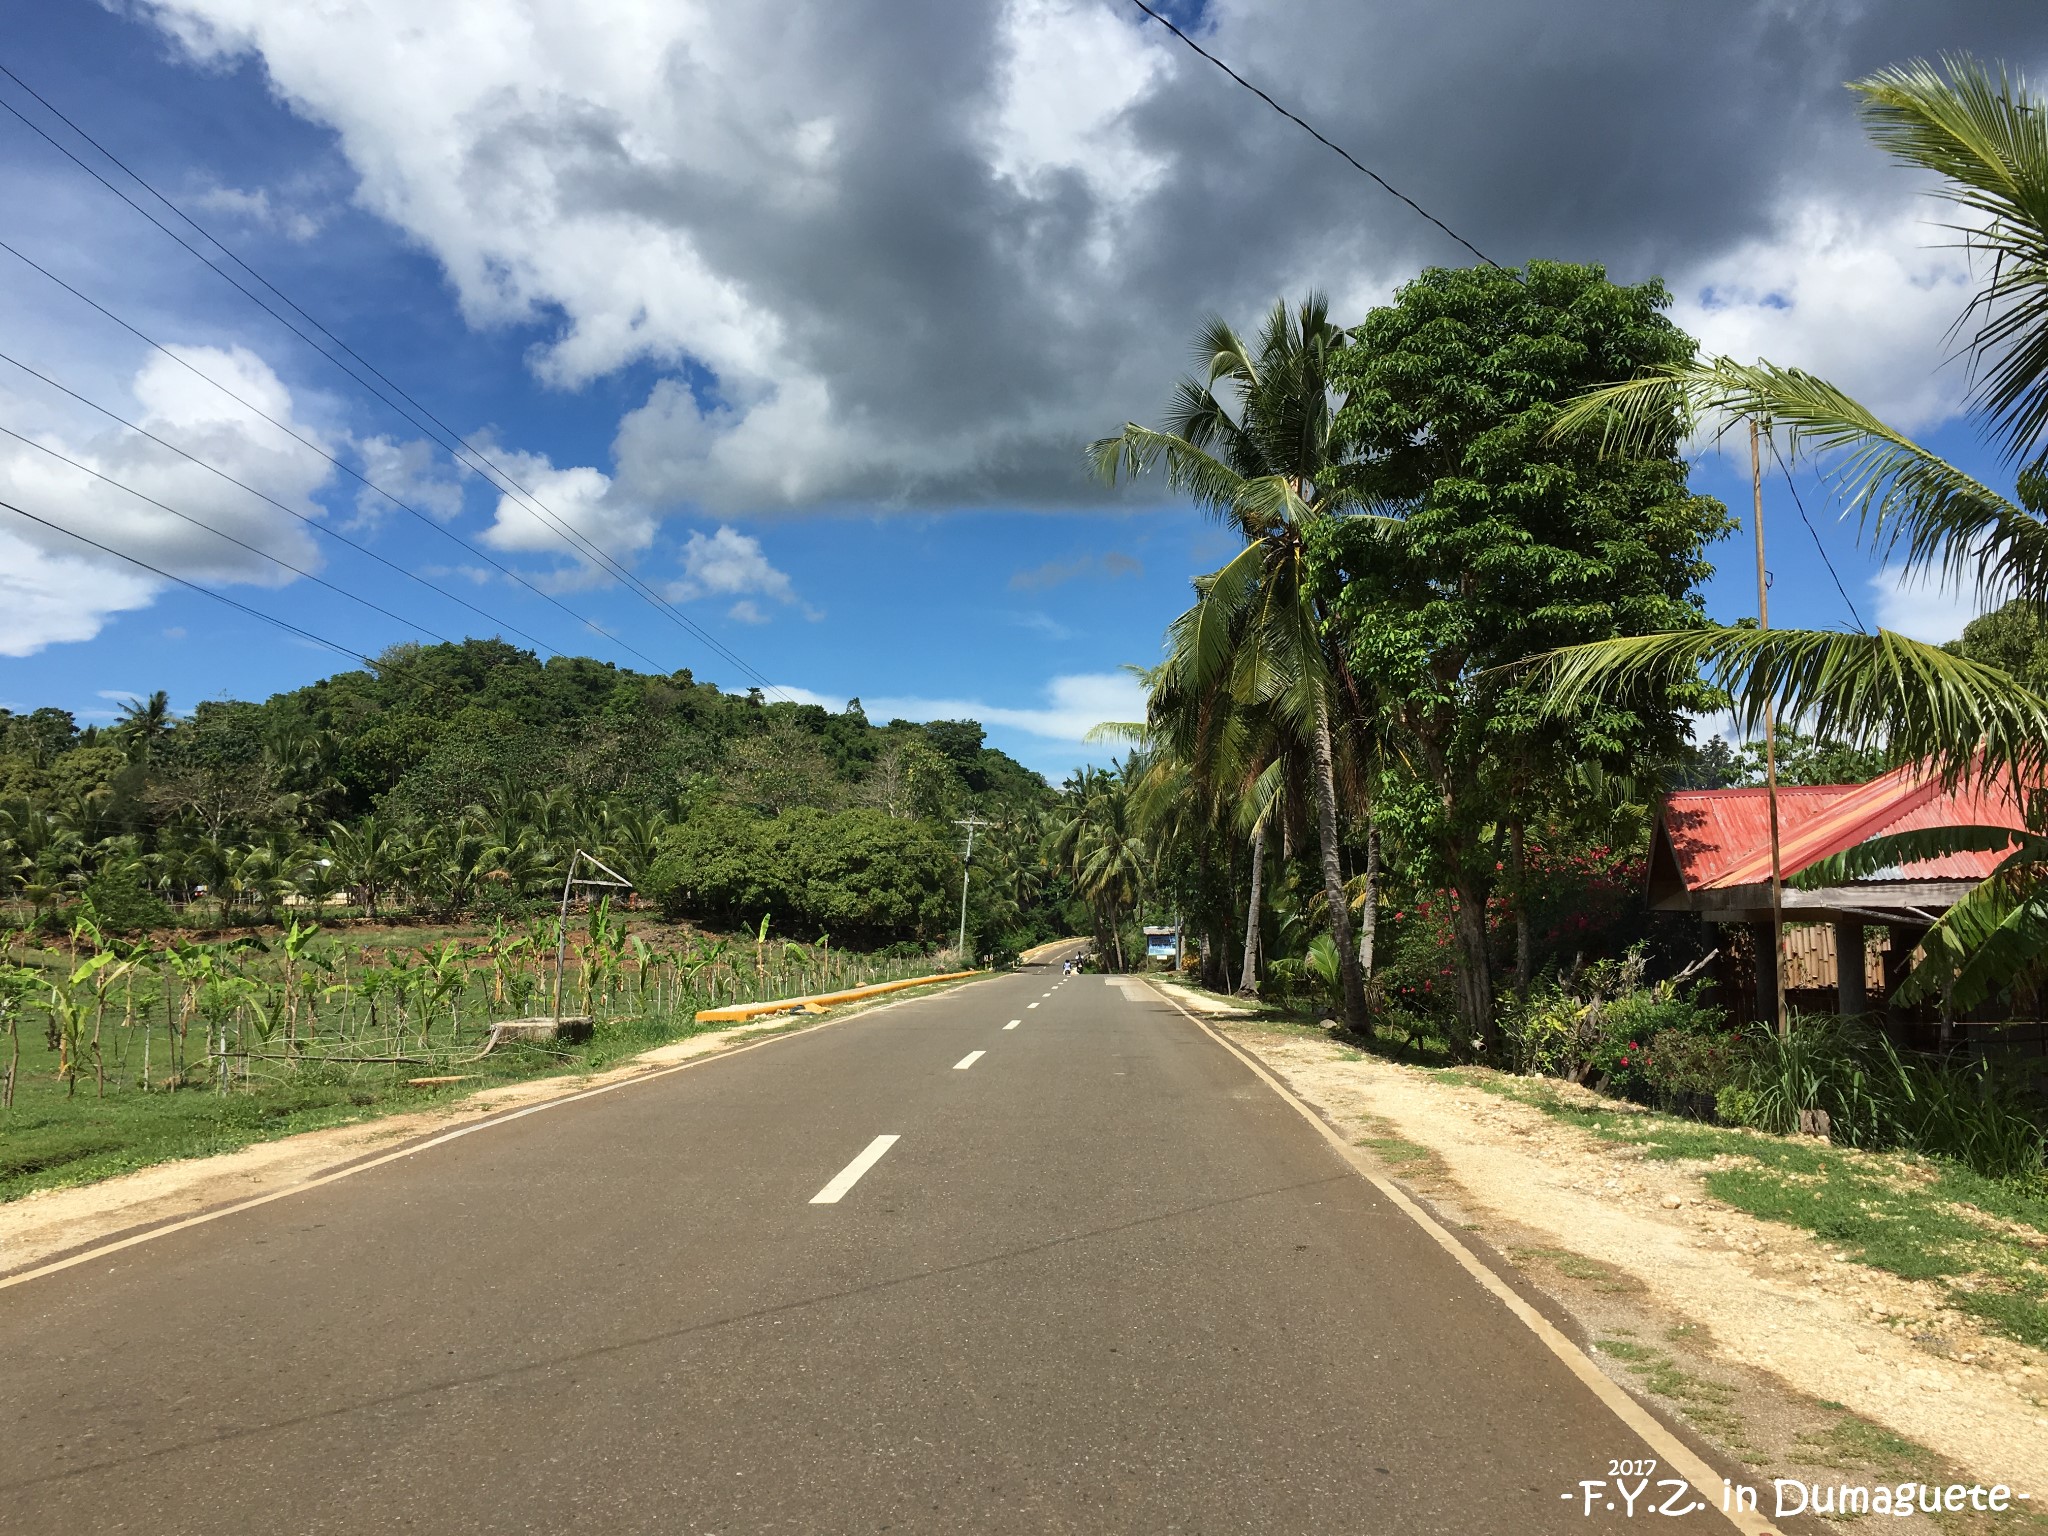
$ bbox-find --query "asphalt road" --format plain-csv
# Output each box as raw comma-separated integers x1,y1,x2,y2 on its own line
1,960,1702,1533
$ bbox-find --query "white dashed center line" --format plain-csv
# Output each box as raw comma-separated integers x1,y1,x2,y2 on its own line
1027,1002,1039,1009
1004,1019,1020,1029
953,1050,985,1070
809,1135,900,1205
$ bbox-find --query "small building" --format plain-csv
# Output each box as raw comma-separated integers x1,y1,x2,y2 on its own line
1646,760,2027,1021
1143,924,1181,964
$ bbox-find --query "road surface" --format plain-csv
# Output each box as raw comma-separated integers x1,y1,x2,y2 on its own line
1,960,1724,1532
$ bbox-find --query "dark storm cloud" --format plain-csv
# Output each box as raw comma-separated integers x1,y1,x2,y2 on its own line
142,0,2048,514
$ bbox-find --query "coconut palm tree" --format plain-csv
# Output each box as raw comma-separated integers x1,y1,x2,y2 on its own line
113,690,174,765
327,816,402,920
1092,294,1377,1029
1537,55,2048,1006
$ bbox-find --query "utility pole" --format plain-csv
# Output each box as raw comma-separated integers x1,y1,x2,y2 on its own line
953,816,988,960
1751,418,1791,1039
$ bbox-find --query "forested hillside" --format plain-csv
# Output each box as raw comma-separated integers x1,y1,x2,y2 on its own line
0,639,1073,954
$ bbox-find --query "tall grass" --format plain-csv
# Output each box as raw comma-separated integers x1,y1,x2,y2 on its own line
1731,1017,2046,1181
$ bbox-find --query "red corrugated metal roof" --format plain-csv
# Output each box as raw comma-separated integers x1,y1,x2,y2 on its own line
1660,760,2027,892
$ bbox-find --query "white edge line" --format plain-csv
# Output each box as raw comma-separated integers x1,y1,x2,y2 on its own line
808,1133,900,1205
3,975,995,1291
953,1050,985,1070
1138,979,1770,1536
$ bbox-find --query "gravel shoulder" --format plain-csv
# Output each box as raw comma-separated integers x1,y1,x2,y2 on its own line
1189,999,2048,1501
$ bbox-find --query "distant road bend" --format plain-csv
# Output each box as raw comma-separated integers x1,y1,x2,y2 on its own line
1,954,1752,1532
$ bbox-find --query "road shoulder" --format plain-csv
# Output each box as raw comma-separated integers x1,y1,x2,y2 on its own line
1211,1012,2048,1512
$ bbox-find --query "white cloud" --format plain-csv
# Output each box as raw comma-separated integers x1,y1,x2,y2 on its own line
1869,562,2000,644
0,530,160,657
761,684,846,710
1671,198,1976,435
475,444,651,568
189,182,324,241
983,0,1172,211
858,671,1147,744
353,435,464,524
670,524,809,622
141,0,797,397
0,345,334,650
608,376,882,517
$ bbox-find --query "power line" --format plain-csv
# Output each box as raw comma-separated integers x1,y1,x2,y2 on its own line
0,495,378,667
0,421,458,645
1766,433,1869,633
0,337,625,665
1117,0,1508,272
0,66,798,700
0,129,671,684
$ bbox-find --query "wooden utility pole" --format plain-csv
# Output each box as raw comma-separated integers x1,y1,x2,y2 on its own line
1751,418,1791,1038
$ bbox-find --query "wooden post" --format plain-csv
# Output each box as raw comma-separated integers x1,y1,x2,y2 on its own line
1833,918,1867,1018
1749,919,1779,1027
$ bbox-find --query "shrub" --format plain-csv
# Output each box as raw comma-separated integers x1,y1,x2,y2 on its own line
83,867,171,933
1497,990,1585,1078
1587,1028,1658,1099
1495,945,1728,1097
1643,1029,1740,1103
643,804,954,947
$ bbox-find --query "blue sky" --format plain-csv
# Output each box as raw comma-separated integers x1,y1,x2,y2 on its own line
0,1,2041,781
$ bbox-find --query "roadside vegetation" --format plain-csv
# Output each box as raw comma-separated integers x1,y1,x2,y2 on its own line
0,907,952,1202
0,646,1095,1198
1092,53,2048,1209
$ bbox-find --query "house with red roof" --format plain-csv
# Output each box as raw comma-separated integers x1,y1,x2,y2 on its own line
1647,760,2028,1020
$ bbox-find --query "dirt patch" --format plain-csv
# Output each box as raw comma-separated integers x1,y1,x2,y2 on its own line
1150,978,1258,1017
1218,1023,2048,1502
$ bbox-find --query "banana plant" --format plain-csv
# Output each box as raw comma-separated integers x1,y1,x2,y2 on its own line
276,918,323,1052
0,965,41,1110
68,945,133,1100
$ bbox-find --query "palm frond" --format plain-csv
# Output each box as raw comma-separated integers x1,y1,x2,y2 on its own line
1084,721,1150,746
1529,625,2048,789
1853,55,2048,463
1193,314,1258,391
1791,824,2039,889
1896,868,2048,1009
1169,539,1268,693
1553,357,2048,608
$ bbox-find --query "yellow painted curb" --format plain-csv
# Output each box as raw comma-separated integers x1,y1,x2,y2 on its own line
694,970,980,1024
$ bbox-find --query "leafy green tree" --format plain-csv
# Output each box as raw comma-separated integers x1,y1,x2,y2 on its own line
1322,260,1728,1045
1952,600,2048,692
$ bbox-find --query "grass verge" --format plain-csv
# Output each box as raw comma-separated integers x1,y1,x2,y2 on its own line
1450,1070,2048,1350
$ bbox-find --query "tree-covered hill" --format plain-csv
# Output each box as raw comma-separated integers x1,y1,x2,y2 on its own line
0,639,1071,953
